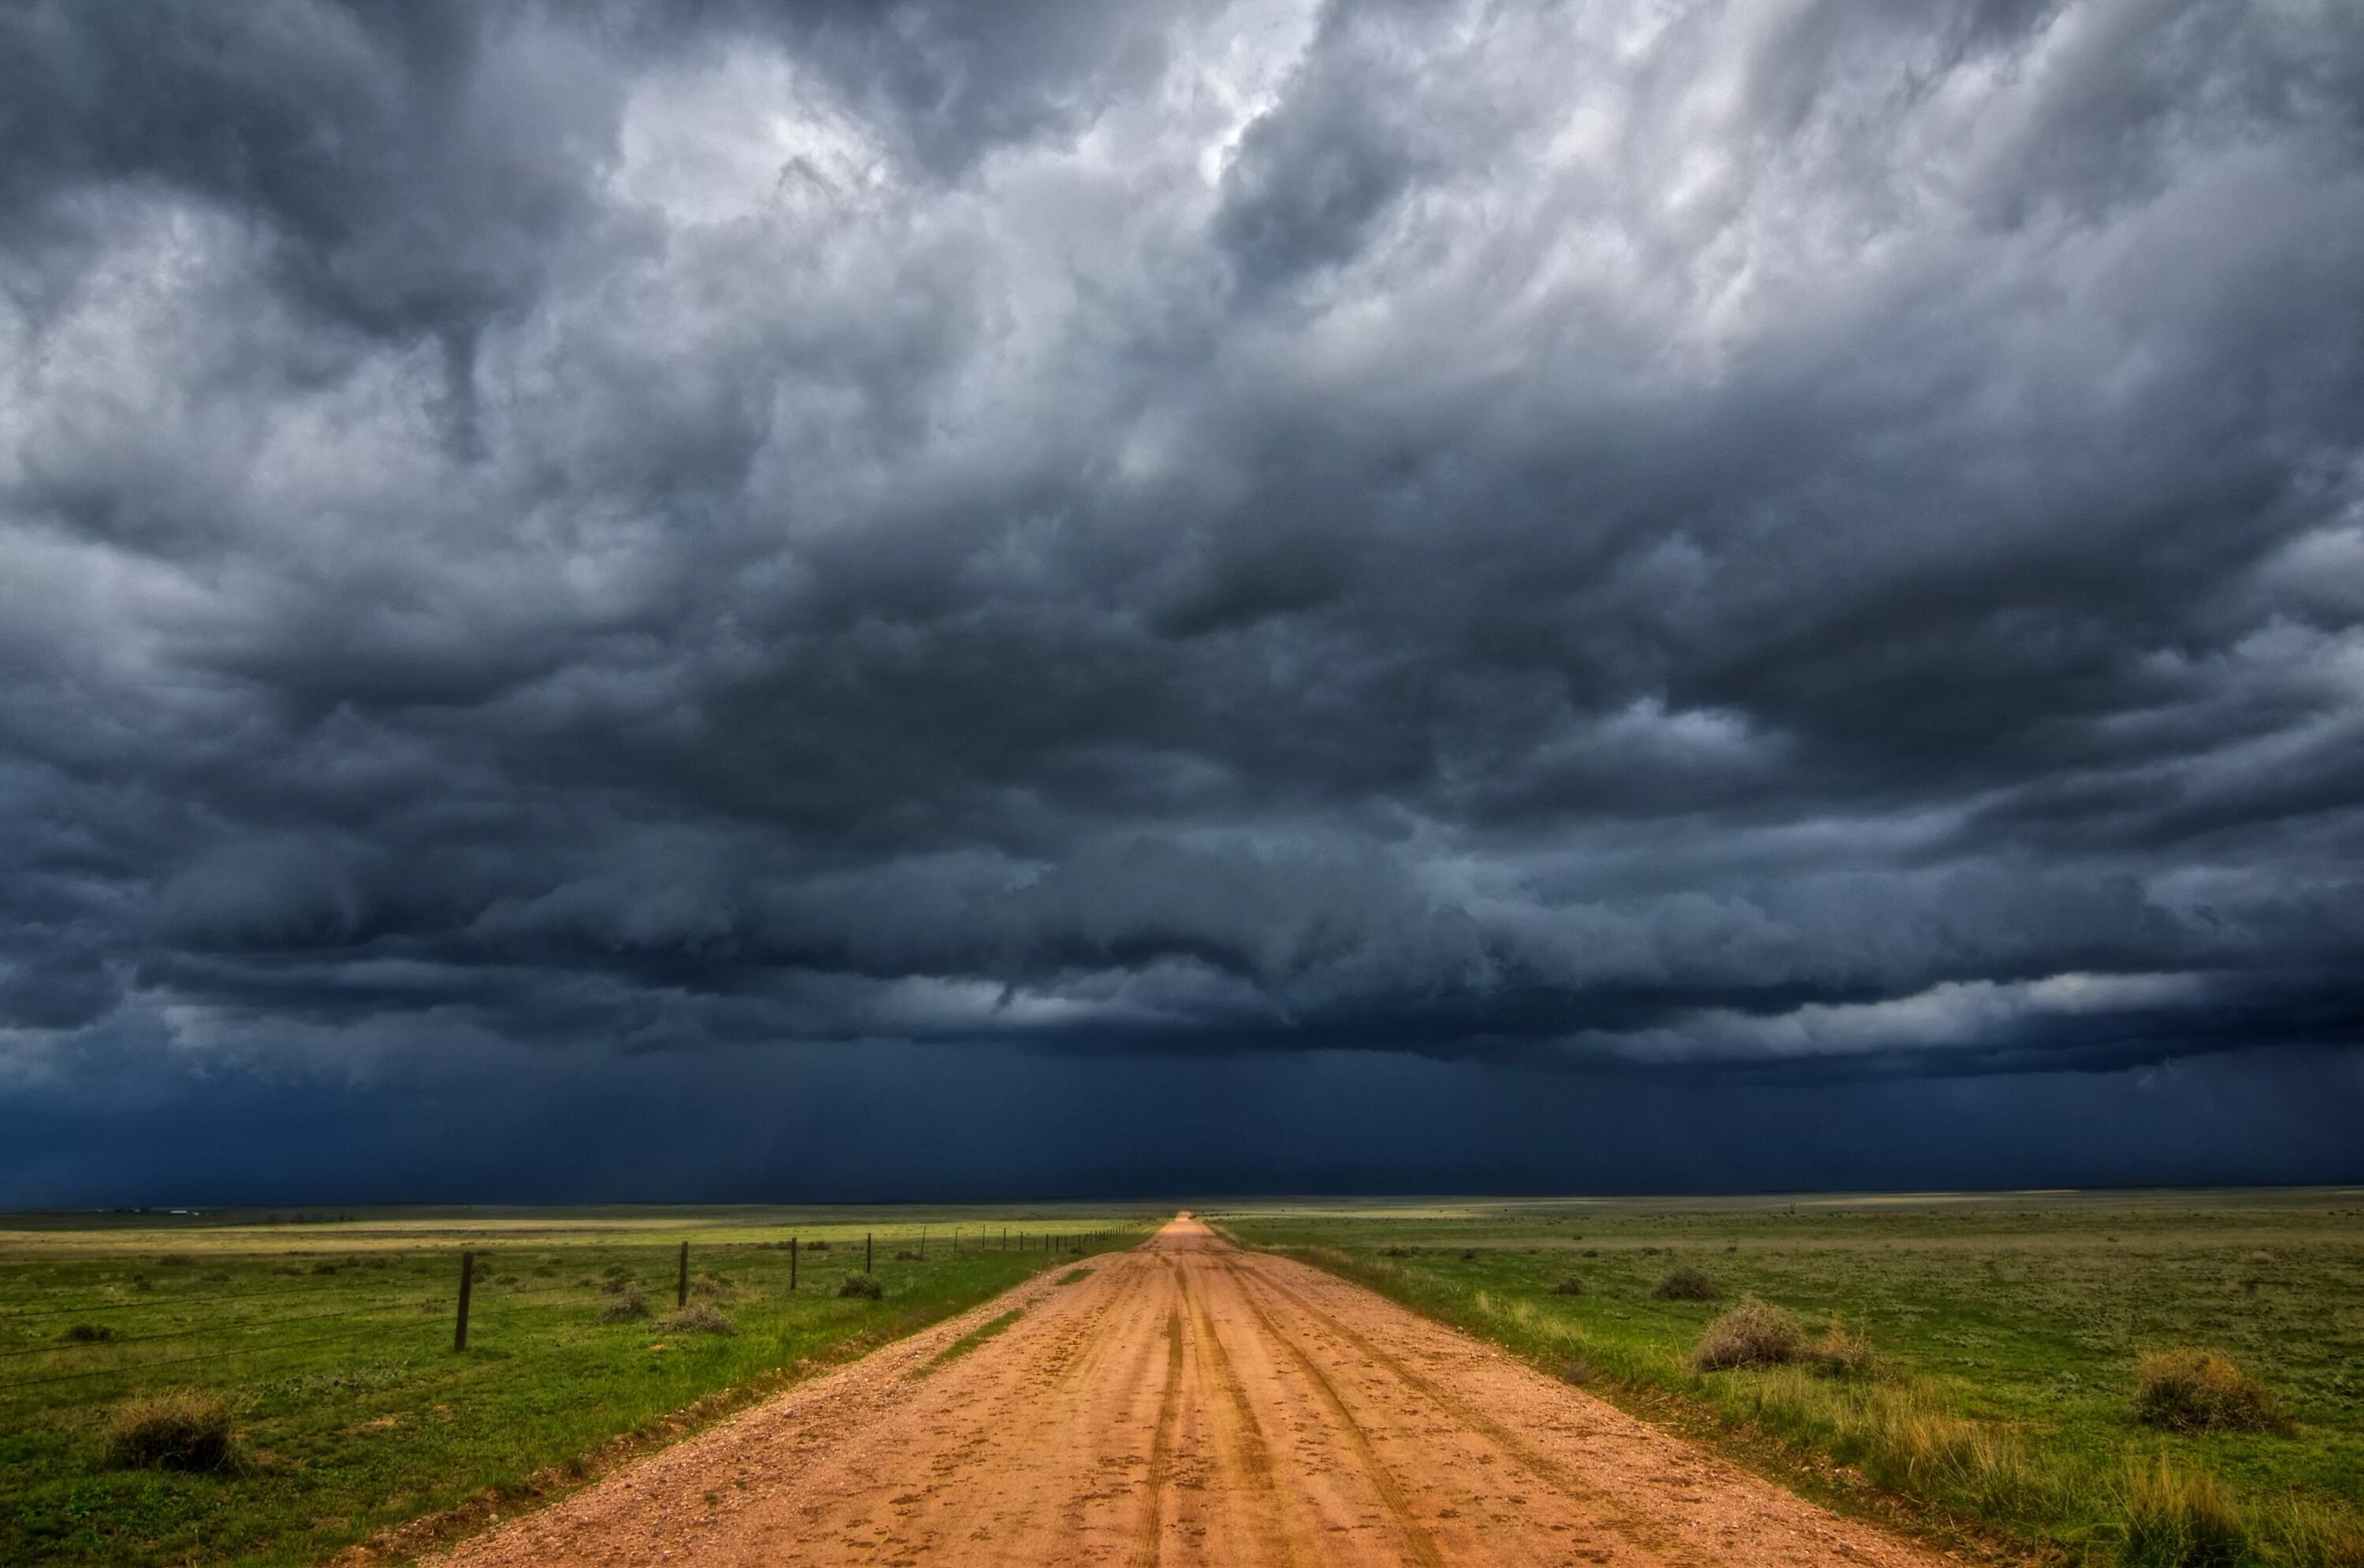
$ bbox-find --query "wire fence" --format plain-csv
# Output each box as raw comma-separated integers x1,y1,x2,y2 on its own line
0,1224,1121,1399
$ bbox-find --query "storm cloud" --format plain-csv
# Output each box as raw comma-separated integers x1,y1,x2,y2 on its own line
4,0,2364,1197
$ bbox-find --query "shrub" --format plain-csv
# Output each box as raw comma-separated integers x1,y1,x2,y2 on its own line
656,1302,734,1336
1693,1297,1804,1371
1548,1276,1585,1296
894,1249,923,1261
106,1390,240,1473
600,1275,636,1295
2133,1349,2282,1434
692,1273,727,1298
1805,1317,1879,1380
2120,1455,2247,1568
837,1272,883,1300
600,1289,649,1321
1652,1267,1719,1302
805,1239,831,1251
310,1260,340,1275
61,1321,116,1343
1378,1246,1416,1258
1459,1249,1477,1261
154,1253,195,1267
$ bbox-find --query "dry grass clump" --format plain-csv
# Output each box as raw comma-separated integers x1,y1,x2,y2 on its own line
1377,1245,1417,1258
1548,1276,1585,1296
2133,1348,2283,1434
1693,1297,1803,1370
105,1390,241,1473
1652,1266,1719,1301
691,1273,727,1299
1805,1317,1879,1380
61,1321,116,1343
2119,1455,2247,1568
837,1272,883,1299
600,1288,649,1321
894,1248,924,1261
656,1302,735,1336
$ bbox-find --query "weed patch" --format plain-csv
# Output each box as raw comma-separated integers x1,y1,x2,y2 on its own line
106,1390,241,1474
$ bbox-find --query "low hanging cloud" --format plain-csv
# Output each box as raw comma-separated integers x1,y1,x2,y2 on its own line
4,0,2364,1094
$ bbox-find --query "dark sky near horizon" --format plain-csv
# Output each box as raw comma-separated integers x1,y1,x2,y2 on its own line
5,0,2364,1206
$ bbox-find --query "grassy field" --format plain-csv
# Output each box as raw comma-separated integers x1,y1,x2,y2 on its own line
1213,1190,2364,1567
0,1204,1156,1567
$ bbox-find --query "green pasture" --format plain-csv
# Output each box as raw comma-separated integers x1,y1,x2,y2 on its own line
0,1205,1154,1566
1214,1189,2364,1567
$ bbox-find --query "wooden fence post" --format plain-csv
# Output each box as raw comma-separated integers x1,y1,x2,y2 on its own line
677,1240,689,1308
919,1224,927,1259
790,1236,798,1291
455,1250,474,1352
866,1232,873,1274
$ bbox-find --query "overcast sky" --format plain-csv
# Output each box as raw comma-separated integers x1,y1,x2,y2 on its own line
5,0,2363,1205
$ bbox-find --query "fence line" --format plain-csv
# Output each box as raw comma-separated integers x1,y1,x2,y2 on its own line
0,1226,1130,1396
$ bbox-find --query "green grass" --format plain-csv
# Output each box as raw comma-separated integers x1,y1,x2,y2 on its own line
924,1307,1026,1371
1213,1190,2364,1567
0,1205,1154,1566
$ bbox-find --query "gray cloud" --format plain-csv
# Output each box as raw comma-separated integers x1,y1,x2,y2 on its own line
4,0,2364,1129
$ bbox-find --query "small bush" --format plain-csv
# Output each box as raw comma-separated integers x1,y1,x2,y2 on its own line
837,1272,883,1299
1693,1297,1803,1371
309,1261,340,1275
61,1321,116,1343
894,1249,923,1261
154,1253,195,1267
805,1239,831,1252
1805,1317,1879,1379
106,1390,240,1473
1548,1276,1585,1296
1652,1267,1719,1302
600,1290,649,1321
600,1275,635,1295
199,1270,232,1283
2133,1348,2282,1434
1378,1246,1416,1258
1459,1249,1477,1261
656,1302,734,1336
601,1263,631,1280
2120,1455,2247,1568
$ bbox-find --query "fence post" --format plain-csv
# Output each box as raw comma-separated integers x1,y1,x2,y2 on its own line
677,1240,689,1308
919,1224,926,1259
866,1232,873,1274
455,1250,474,1352
790,1236,797,1291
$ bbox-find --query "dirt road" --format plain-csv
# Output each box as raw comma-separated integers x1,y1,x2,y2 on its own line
436,1217,1943,1566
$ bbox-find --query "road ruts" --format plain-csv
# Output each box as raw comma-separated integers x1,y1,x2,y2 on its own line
432,1218,1949,1568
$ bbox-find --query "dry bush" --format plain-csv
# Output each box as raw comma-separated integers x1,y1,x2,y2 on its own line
691,1273,727,1298
106,1390,240,1473
837,1272,883,1299
1378,1246,1416,1258
154,1253,195,1267
1805,1317,1879,1379
61,1321,116,1343
1693,1297,1803,1371
894,1248,924,1261
656,1302,734,1336
2133,1348,2282,1434
1652,1266,1719,1302
805,1239,831,1251
1548,1276,1585,1296
600,1289,649,1321
1459,1249,1477,1261
2120,1455,2247,1568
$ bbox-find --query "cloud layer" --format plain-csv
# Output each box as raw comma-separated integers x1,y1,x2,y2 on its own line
5,0,2364,1122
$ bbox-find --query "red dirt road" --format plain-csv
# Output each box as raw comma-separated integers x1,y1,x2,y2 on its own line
435,1217,1944,1566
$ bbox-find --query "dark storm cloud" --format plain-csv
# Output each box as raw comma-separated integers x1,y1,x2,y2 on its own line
5,0,2364,1130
